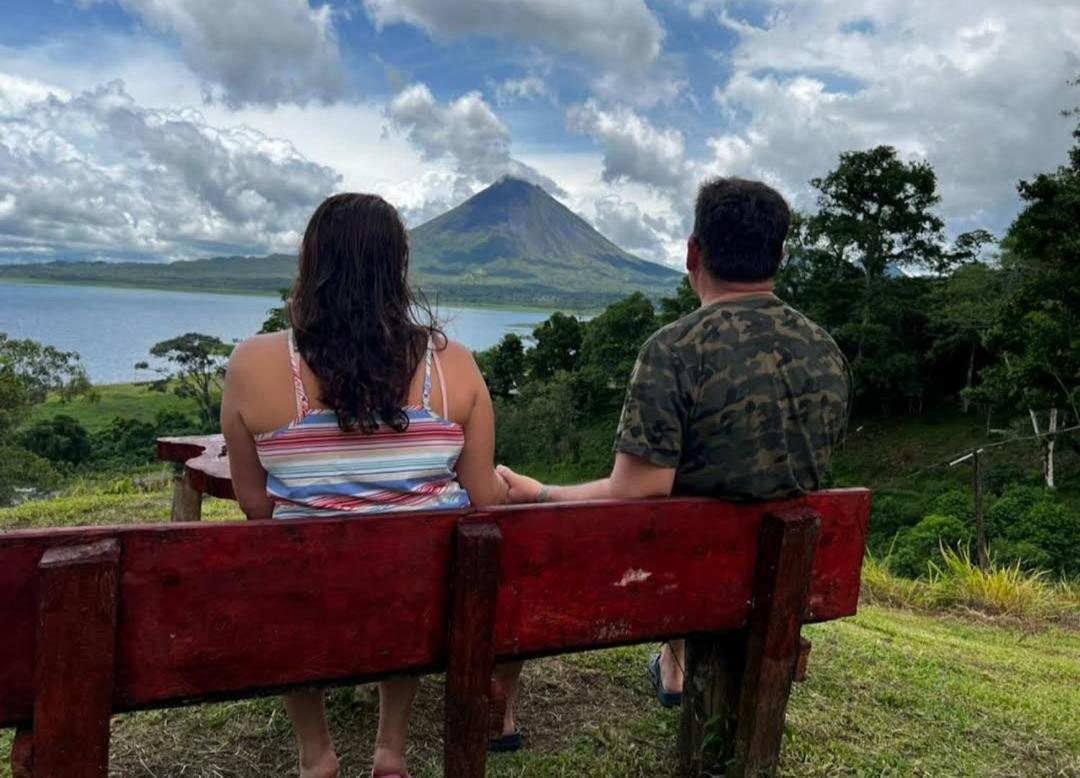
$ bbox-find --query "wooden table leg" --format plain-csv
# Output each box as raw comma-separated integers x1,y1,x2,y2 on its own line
170,465,203,522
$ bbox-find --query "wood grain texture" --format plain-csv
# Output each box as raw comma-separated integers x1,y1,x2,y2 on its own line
0,490,870,728
488,491,867,660
156,435,233,500
444,519,502,778
169,470,203,523
731,509,820,777
32,540,120,778
679,636,745,775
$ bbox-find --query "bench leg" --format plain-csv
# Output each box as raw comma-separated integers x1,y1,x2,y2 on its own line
11,728,32,778
170,466,203,522
679,509,819,778
445,520,502,778
32,539,120,778
732,509,820,777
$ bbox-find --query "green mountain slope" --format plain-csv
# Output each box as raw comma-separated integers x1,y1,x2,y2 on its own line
409,177,681,306
0,178,682,308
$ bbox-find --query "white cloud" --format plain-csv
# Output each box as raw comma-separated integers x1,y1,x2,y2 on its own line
0,80,341,260
493,76,556,106
567,100,691,195
364,0,664,69
387,82,565,218
82,0,346,108
702,0,1080,233
593,195,673,257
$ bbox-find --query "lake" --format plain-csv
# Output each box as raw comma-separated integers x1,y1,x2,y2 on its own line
0,282,551,385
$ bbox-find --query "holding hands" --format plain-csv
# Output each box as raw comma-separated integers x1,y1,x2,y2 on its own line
496,465,548,504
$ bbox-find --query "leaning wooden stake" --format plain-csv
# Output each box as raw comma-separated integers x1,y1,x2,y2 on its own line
31,539,121,778
680,509,819,777
444,519,502,778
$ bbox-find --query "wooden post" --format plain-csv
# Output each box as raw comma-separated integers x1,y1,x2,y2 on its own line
972,449,987,568
170,465,203,522
444,519,502,778
731,509,820,778
679,635,745,775
10,728,33,778
32,539,121,778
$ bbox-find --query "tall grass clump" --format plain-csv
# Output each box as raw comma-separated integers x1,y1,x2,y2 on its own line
924,545,1053,618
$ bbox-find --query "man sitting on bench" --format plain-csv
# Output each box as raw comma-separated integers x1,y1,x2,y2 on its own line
498,177,852,708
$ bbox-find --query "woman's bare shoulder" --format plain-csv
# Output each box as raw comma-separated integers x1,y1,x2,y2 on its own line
229,331,287,371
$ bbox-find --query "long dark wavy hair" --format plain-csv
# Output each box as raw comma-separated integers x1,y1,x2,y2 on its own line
290,193,438,434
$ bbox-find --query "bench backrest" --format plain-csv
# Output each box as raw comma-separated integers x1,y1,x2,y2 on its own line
0,490,870,728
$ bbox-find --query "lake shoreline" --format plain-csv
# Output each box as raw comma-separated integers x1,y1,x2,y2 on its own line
0,276,580,315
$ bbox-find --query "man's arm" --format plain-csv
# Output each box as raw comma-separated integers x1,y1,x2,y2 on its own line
497,452,675,503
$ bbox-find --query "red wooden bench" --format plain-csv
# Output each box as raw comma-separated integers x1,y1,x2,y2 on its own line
1,482,870,778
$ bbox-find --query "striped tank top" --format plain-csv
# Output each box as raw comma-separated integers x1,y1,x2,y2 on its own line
254,330,470,519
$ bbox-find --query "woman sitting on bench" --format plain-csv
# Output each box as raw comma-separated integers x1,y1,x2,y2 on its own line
221,193,512,778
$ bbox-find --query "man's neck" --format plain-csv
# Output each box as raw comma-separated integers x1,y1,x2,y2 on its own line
697,280,775,308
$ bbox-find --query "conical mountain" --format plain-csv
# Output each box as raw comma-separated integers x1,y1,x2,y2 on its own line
409,177,681,308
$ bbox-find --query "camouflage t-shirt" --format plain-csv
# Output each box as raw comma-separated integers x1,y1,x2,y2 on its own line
615,294,851,500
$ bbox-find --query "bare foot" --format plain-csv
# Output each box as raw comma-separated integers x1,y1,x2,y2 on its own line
372,745,410,778
299,749,340,778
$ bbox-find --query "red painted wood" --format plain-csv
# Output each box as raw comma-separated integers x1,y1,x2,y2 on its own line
156,435,233,500
488,490,869,660
444,519,502,778
11,728,32,778
32,540,120,778
732,509,819,777
0,490,870,728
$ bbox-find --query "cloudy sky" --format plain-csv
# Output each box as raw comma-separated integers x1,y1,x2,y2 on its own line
1,0,1078,267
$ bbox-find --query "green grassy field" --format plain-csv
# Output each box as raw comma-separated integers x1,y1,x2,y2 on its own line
1,606,1076,777
30,383,202,433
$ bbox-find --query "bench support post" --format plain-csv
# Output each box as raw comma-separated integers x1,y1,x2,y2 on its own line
170,465,203,522
31,539,120,778
445,519,502,778
11,728,32,778
680,509,819,777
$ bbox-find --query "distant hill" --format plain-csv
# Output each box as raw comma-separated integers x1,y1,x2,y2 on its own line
0,178,681,309
408,177,681,306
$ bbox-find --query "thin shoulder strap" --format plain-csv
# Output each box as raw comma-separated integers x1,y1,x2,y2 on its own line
421,339,435,412
287,329,310,417
432,349,449,419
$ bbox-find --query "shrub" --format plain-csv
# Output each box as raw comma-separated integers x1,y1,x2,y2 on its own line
0,445,60,504
18,415,92,466
889,513,971,578
90,417,160,467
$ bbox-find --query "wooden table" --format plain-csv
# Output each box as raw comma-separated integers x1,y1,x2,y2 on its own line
157,435,233,521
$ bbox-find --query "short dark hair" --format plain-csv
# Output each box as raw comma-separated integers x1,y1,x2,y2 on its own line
693,178,791,282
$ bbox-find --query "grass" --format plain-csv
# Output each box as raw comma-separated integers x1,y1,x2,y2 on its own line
30,383,200,433
1,605,1076,777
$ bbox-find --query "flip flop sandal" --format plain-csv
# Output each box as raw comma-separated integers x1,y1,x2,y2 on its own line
648,652,682,708
489,728,524,753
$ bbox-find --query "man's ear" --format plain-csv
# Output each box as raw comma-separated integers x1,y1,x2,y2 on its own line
686,236,700,273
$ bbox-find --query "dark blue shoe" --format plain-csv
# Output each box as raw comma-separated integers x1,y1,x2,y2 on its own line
489,728,523,753
648,652,682,708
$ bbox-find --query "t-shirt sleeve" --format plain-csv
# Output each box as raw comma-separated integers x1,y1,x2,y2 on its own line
614,336,689,469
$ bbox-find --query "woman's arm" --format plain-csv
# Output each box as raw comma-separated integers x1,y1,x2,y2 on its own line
221,347,276,520
451,350,509,508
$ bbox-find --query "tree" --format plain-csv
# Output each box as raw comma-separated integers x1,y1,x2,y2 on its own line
657,277,697,326
578,292,656,409
476,333,526,399
926,262,1003,412
147,334,233,427
974,98,1080,487
260,288,291,334
527,312,583,380
18,415,92,467
0,333,91,410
